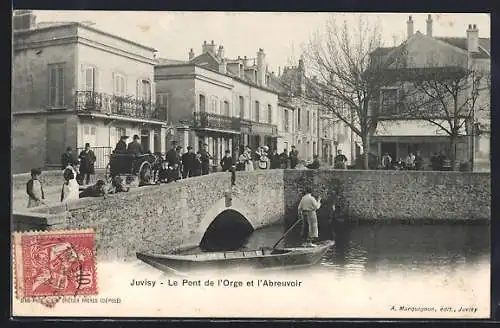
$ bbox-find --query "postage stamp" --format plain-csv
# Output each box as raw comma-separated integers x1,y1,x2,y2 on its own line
12,229,98,300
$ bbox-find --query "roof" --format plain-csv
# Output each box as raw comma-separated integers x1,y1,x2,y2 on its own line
157,58,188,65
435,37,490,59
14,21,158,52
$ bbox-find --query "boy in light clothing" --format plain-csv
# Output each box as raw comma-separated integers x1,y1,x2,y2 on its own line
297,186,322,247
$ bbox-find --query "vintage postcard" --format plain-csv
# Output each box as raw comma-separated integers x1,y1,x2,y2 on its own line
11,11,491,318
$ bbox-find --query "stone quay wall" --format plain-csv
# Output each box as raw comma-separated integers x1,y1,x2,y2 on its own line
283,169,490,223
19,170,284,261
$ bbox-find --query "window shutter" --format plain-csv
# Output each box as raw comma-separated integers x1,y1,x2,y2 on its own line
94,67,99,92
49,66,56,106
58,66,64,106
136,79,141,100
151,81,155,105
112,72,116,94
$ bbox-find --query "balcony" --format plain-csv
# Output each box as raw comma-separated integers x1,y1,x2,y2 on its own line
75,91,165,121
193,112,240,132
241,119,278,137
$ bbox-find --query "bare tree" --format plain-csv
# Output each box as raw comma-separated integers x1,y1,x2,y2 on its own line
297,14,406,169
400,62,490,170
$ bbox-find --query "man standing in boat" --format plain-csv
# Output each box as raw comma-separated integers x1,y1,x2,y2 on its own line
297,186,322,247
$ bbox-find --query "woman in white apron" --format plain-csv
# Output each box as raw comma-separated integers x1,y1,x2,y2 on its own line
61,164,80,202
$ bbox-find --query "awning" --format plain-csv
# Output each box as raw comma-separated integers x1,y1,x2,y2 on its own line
374,119,466,137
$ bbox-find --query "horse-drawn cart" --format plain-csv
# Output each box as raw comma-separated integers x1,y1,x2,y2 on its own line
106,152,158,186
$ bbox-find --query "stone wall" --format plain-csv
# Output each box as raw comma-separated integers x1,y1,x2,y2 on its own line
20,170,284,261
283,169,490,223
12,169,489,261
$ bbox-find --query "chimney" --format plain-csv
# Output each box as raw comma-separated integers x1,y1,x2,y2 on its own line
257,48,266,85
188,48,195,61
243,56,248,67
298,55,305,71
426,14,433,37
207,40,217,54
201,40,208,53
13,10,37,31
407,16,414,39
217,45,225,60
467,24,479,53
219,58,227,74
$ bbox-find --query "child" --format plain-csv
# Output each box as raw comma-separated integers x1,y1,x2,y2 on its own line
61,165,79,202
26,168,45,208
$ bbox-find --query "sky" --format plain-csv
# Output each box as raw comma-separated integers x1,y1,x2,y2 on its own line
32,11,490,73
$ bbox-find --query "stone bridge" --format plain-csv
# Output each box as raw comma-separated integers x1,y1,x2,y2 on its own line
15,170,285,260
12,169,490,261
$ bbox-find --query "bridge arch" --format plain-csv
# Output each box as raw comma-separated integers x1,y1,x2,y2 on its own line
192,197,258,251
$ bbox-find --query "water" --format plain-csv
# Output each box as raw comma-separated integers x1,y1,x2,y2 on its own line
243,221,490,277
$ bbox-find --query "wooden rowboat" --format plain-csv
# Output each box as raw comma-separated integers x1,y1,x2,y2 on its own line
136,240,335,275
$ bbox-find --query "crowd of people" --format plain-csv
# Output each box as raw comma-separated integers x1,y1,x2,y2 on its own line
379,150,453,171
25,135,352,209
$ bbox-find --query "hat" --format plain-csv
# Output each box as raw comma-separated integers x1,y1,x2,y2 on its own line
176,146,182,150
120,135,129,139
263,146,269,151
30,168,42,175
133,135,140,140
187,146,193,150
171,140,178,145
85,143,90,147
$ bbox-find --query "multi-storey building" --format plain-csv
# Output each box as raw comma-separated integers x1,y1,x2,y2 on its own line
12,10,168,173
369,15,490,171
154,41,279,168
270,59,358,165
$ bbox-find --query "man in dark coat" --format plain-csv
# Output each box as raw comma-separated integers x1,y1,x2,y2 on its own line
127,135,143,156
279,149,289,169
61,147,75,169
199,143,212,175
165,141,180,181
220,150,233,172
114,135,128,154
181,146,196,178
289,145,299,169
270,149,281,169
78,143,96,185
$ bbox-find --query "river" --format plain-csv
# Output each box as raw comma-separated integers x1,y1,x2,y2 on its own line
244,220,490,278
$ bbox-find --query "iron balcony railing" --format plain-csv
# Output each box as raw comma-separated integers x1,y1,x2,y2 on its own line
75,91,166,121
193,112,241,132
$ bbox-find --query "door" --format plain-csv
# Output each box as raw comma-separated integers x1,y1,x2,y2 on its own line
141,129,150,153
381,142,397,160
46,119,66,166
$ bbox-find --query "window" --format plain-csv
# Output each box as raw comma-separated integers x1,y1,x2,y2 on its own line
307,111,311,132
312,113,316,134
141,80,151,103
239,96,245,118
83,66,96,92
284,109,290,132
224,100,230,116
211,96,218,114
113,73,126,96
156,93,169,121
297,108,301,130
255,101,260,122
267,104,272,124
48,63,64,107
381,88,399,114
199,94,206,112
116,127,126,137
